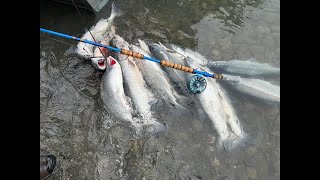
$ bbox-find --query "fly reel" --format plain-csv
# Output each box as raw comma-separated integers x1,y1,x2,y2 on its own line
187,74,207,94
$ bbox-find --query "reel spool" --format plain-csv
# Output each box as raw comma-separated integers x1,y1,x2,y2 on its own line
187,74,207,94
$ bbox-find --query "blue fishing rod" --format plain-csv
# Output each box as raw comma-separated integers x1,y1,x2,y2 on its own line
40,28,223,93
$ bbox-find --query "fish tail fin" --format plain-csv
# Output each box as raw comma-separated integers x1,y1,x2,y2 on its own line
217,133,255,152
132,116,167,137
158,42,167,49
145,120,167,134
110,2,124,20
138,39,151,54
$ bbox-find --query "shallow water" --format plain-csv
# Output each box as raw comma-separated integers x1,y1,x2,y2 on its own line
40,0,280,179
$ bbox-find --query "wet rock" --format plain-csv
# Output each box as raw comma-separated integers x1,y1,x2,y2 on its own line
246,38,257,45
230,43,240,52
167,21,179,30
266,142,272,146
238,45,249,54
246,23,257,34
240,51,252,60
271,25,280,33
270,131,280,136
149,30,167,39
271,32,280,40
244,158,257,167
150,99,164,111
256,25,271,35
178,164,204,180
262,36,275,48
219,37,232,50
212,49,220,57
178,30,193,38
192,119,203,131
85,87,98,96
177,0,183,7
212,158,220,167
250,46,265,55
207,134,216,144
201,2,207,9
158,19,167,26
273,160,280,174
264,14,280,24
232,35,244,44
247,146,257,157
136,30,144,36
246,167,257,179
275,47,280,55
148,16,158,24
219,7,230,17
163,145,171,155
124,140,145,179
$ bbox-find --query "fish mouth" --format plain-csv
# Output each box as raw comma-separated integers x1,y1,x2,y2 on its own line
91,57,107,71
106,56,117,68
98,59,105,67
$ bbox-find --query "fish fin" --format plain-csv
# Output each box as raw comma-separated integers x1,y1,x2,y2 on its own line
159,43,175,53
142,120,167,137
217,132,255,153
110,2,124,19
166,48,176,53
133,116,166,137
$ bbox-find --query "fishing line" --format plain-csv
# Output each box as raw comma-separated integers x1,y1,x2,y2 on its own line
40,34,75,46
41,34,94,58
71,0,108,60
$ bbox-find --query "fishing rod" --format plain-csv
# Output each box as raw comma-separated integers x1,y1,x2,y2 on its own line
40,28,223,93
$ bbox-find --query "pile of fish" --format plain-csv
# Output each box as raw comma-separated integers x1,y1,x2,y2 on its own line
75,3,280,151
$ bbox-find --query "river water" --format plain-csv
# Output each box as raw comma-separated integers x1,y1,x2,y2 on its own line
40,0,280,179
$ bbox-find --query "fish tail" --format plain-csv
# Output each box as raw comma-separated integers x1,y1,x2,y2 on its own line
147,122,166,134
217,133,255,152
131,115,167,135
138,39,151,54
142,118,167,136
110,2,124,20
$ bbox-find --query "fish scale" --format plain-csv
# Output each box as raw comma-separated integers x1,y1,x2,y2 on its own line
130,44,180,106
